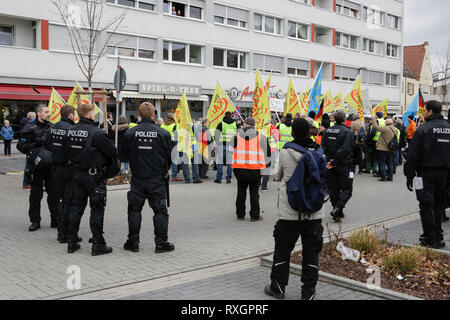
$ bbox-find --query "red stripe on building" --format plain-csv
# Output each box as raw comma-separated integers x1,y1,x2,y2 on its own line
332,63,335,80
312,0,316,6
311,60,315,79
41,20,49,50
332,29,336,46
333,0,336,12
311,24,315,43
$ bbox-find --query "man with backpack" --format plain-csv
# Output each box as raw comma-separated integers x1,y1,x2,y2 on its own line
350,114,366,174
372,116,399,182
321,111,355,222
265,118,324,301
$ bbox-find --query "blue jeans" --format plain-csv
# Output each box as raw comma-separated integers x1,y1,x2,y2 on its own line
395,149,402,166
216,145,232,182
171,152,198,182
123,162,129,171
377,150,394,181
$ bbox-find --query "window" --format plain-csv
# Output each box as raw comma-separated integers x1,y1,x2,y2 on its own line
213,48,247,70
362,70,384,85
407,82,414,95
363,6,385,25
363,38,384,55
0,26,13,46
287,58,309,77
163,0,204,20
117,0,135,7
254,14,282,35
336,0,360,18
108,0,156,11
163,40,202,65
386,14,400,29
214,4,249,29
334,65,358,81
386,73,398,87
288,21,309,40
138,0,155,11
253,53,283,74
108,33,156,60
386,43,399,57
335,32,358,50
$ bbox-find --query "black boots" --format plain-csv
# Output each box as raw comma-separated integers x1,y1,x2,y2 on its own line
92,243,113,256
28,222,40,232
124,241,139,252
155,242,175,253
58,235,82,244
67,242,81,253
330,207,344,222
264,284,285,300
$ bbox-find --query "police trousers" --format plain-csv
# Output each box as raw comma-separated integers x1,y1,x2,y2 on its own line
56,164,74,238
127,176,169,245
28,168,61,224
326,166,353,210
270,219,323,297
416,168,448,244
67,170,107,244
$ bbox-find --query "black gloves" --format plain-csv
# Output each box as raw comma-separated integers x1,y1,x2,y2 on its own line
406,176,414,192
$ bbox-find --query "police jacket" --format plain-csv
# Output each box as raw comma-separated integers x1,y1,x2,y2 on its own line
46,117,74,164
121,118,173,179
404,114,450,178
17,119,51,155
321,123,354,167
66,117,118,171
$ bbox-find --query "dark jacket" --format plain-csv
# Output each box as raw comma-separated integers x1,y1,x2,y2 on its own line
121,118,173,179
395,123,407,149
404,114,450,178
232,127,271,181
66,118,118,171
17,119,51,155
112,123,129,162
321,123,354,167
46,117,74,164
100,121,114,140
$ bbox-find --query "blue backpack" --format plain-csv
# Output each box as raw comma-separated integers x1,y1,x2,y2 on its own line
283,142,327,215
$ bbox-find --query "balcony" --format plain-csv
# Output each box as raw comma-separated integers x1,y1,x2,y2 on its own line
314,25,333,46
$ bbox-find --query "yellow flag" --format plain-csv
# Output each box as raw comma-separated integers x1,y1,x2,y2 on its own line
67,82,101,123
48,88,66,124
207,83,236,131
300,86,310,116
321,90,334,115
266,73,272,91
345,76,364,121
284,77,301,117
174,92,194,158
333,92,345,111
371,99,389,118
252,70,266,119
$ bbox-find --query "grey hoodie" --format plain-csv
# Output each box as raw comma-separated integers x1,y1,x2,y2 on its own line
272,148,325,221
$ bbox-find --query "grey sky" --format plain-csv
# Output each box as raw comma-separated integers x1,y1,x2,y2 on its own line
404,0,450,72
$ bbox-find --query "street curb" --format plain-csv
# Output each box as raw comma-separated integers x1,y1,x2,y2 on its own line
401,243,450,256
260,255,422,300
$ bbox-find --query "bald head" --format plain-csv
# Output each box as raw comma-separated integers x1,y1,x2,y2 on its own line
385,118,394,125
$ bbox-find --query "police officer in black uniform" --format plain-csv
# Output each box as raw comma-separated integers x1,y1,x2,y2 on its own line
404,100,450,249
120,102,175,253
44,105,81,243
66,104,119,255
321,110,355,222
17,105,60,231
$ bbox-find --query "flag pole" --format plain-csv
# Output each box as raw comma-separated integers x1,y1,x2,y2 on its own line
305,62,323,116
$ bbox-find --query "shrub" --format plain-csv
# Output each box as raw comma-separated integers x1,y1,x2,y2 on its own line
415,246,440,261
383,248,421,274
348,228,380,254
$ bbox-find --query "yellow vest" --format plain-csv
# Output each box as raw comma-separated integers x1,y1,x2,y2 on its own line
373,118,386,141
161,123,176,141
278,124,293,150
220,121,237,143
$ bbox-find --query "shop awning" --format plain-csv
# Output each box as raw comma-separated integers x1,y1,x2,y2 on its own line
165,94,209,102
113,91,164,100
0,84,106,102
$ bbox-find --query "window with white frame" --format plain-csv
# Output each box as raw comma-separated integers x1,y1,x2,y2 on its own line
213,48,247,69
50,24,99,52
386,14,401,29
254,14,282,35
287,58,309,77
386,73,398,87
363,38,384,55
288,21,309,40
335,32,358,50
290,0,310,4
336,0,360,18
163,0,204,20
163,40,202,64
334,65,358,81
362,70,384,85
0,25,14,46
386,43,399,58
107,0,156,11
407,82,414,95
214,4,248,29
253,53,283,74
107,33,156,60
363,6,385,25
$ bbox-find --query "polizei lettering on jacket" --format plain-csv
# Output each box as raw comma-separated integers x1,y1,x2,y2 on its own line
433,128,450,134
50,128,67,136
68,130,89,138
135,131,158,138
327,128,341,134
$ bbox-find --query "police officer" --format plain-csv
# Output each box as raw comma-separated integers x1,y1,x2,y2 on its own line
45,105,80,243
17,104,60,231
404,100,450,249
321,110,355,222
120,102,175,253
66,104,119,255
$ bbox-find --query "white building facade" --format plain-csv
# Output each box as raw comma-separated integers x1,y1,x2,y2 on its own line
0,0,404,126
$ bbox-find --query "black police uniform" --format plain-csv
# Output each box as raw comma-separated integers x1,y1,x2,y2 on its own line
18,119,60,228
66,117,118,253
45,117,75,242
321,122,355,220
120,118,174,252
404,114,450,247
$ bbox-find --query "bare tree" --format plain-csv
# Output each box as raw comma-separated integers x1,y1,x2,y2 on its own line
433,40,450,108
51,0,127,90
